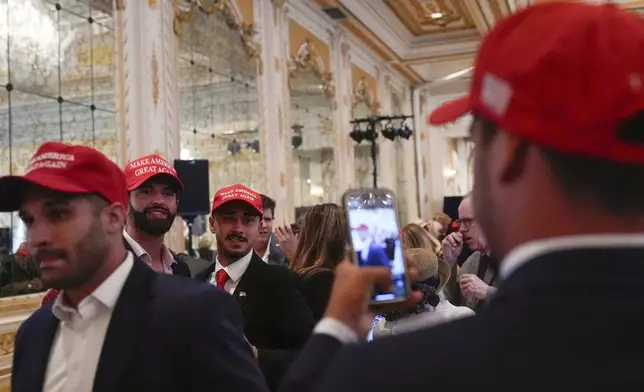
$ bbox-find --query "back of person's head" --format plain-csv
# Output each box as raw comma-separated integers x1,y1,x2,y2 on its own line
402,223,441,255
291,203,347,277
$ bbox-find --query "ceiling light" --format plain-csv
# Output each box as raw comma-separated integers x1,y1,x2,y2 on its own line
431,12,442,19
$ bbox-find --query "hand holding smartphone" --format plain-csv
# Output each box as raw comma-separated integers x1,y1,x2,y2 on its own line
342,188,410,305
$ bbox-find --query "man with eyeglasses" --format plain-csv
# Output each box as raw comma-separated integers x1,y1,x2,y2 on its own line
442,194,497,310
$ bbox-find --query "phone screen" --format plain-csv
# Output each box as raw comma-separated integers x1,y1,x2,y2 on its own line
344,189,409,304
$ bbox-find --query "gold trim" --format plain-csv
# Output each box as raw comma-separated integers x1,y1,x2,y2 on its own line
152,50,159,107
115,0,126,11
148,0,158,9
0,332,16,357
172,0,263,73
288,39,335,101
352,77,379,114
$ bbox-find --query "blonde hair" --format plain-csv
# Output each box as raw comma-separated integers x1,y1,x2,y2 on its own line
291,203,348,277
402,223,442,256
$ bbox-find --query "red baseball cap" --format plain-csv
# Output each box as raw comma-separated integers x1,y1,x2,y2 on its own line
124,154,184,192
212,184,263,215
0,142,127,212
428,2,644,164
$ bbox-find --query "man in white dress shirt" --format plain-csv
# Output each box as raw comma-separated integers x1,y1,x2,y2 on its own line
7,142,267,392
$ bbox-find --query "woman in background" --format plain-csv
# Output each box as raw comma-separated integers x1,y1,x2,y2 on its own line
289,203,348,321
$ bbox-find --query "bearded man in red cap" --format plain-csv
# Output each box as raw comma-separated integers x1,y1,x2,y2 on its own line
196,184,315,391
8,142,268,392
279,3,644,391
122,154,193,277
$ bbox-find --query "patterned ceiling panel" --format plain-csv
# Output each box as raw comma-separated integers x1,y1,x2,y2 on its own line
385,0,476,35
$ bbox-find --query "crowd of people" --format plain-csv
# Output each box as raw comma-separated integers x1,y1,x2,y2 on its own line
6,2,644,391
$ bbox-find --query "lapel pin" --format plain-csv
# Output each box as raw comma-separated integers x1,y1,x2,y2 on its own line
239,291,247,297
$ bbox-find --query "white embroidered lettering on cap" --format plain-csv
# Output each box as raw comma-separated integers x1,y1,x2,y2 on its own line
27,153,75,173
481,73,512,117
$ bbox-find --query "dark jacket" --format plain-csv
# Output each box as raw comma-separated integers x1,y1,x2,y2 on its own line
300,269,334,321
279,247,644,392
12,258,268,392
196,252,315,390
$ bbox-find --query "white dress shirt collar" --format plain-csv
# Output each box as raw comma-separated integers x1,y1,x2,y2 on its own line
215,250,254,283
500,234,644,280
52,252,134,322
260,236,271,262
123,229,175,274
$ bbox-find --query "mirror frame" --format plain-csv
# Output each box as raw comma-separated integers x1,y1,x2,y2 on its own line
288,39,335,102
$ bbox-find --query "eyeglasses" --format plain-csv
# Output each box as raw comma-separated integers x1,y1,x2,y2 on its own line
455,218,475,229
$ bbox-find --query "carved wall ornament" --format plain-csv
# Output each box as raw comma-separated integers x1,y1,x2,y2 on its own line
352,77,380,114
115,0,126,11
148,0,158,9
151,50,159,108
172,0,263,73
288,39,335,101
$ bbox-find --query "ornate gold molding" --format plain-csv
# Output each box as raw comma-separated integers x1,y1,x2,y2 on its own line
152,50,159,107
172,0,263,74
115,0,126,11
148,0,158,9
352,77,379,114
288,39,335,101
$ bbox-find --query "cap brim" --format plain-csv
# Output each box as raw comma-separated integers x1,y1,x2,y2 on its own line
127,173,185,192
428,95,471,125
0,174,91,212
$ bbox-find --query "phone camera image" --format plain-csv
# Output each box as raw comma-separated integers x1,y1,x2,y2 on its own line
346,197,408,303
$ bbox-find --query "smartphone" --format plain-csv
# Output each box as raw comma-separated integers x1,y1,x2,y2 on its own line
342,188,410,305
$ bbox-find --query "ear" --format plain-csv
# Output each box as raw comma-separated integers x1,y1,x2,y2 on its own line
105,203,126,235
498,134,529,184
209,215,216,234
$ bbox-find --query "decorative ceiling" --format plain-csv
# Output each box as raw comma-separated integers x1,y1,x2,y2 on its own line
385,0,476,35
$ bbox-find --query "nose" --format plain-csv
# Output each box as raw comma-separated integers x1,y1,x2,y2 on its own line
27,221,53,249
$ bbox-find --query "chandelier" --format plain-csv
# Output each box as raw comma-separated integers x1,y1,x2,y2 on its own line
0,0,67,80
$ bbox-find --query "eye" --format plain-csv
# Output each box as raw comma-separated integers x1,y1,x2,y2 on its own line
139,187,153,195
47,208,70,221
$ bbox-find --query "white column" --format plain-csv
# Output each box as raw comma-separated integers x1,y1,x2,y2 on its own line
413,87,441,220
114,0,182,249
256,0,294,223
330,30,355,198
401,86,420,220
376,66,396,191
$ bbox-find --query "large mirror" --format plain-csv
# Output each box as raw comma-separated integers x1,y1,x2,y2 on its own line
176,4,262,201
443,136,474,196
289,40,335,208
352,77,378,188
0,0,116,297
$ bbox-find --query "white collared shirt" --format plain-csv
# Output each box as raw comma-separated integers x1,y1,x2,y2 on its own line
123,230,175,274
43,252,134,392
208,250,254,294
500,233,644,279
260,236,271,263
316,234,644,345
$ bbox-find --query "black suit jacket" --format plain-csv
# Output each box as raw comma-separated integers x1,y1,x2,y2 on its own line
12,258,268,392
196,253,315,390
279,247,644,392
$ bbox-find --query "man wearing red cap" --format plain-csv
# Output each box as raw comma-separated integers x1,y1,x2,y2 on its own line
195,184,314,390
279,3,644,391
7,142,268,392
123,154,191,277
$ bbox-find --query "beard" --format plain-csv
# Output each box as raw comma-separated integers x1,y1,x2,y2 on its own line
129,202,176,236
217,233,251,262
37,216,111,290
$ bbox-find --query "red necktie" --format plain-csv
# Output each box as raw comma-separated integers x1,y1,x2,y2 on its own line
215,269,229,290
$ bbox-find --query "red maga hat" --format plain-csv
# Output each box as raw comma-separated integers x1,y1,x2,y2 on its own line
212,184,262,215
428,2,644,164
124,154,184,191
0,142,127,212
